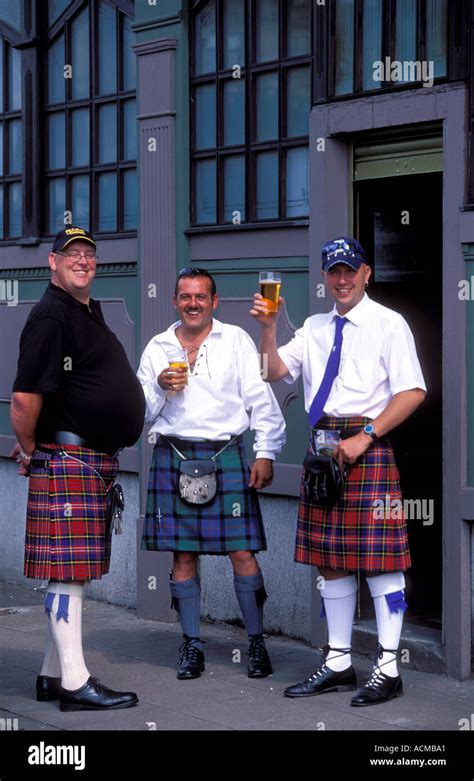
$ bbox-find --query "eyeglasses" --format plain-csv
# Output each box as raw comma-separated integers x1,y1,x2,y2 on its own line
55,251,97,262
178,267,211,277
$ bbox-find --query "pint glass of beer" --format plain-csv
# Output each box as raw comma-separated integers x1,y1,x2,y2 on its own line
167,348,188,385
259,271,281,313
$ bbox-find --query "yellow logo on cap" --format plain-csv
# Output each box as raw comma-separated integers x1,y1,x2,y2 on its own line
65,228,86,236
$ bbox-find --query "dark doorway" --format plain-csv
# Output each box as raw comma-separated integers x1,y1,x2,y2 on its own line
355,171,442,626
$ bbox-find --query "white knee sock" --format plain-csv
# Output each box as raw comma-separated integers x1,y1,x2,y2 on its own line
367,572,406,678
45,582,90,691
320,575,358,672
40,619,62,678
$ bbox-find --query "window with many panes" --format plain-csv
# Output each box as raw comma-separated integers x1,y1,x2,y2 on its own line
0,35,22,239
332,0,448,97
190,0,311,226
45,0,136,236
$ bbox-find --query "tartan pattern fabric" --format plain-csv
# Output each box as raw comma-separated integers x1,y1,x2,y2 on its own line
24,443,118,581
295,416,411,573
143,435,266,553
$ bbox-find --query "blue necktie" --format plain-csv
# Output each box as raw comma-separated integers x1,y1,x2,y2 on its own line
309,316,348,427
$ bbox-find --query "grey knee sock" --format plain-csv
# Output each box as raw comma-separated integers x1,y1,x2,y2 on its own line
170,576,201,647
234,570,267,637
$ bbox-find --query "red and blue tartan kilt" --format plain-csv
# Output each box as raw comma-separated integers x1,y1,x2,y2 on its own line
295,416,411,573
142,434,267,553
24,443,118,581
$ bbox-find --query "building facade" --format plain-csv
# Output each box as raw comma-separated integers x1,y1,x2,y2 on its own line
0,0,472,679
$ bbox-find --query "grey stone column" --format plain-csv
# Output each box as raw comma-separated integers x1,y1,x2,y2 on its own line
134,38,178,621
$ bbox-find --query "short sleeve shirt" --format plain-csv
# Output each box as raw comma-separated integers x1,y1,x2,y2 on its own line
13,283,145,454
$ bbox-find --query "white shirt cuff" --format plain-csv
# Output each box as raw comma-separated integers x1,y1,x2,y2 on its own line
255,451,276,461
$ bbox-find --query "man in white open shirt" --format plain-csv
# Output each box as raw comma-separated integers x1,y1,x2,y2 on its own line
138,268,285,681
252,237,426,706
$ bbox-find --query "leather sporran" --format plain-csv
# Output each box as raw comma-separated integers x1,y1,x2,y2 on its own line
303,453,346,508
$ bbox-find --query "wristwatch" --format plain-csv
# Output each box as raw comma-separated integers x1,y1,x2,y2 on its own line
362,424,378,441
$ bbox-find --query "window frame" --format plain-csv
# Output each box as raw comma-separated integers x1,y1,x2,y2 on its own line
189,0,312,230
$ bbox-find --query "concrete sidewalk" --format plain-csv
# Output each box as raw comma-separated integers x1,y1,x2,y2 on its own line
0,580,472,732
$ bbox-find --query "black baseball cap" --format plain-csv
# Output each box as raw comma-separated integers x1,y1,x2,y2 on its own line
321,237,366,271
52,227,96,253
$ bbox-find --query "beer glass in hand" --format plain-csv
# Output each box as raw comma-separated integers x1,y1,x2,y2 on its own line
259,272,281,314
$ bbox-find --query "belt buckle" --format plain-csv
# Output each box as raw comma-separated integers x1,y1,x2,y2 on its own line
313,428,341,457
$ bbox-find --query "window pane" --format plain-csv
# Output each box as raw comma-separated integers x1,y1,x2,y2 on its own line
0,1,21,30
287,0,311,56
195,0,216,75
48,35,65,104
123,169,137,230
426,0,447,78
223,79,245,146
48,113,65,169
122,15,136,91
98,172,117,231
287,67,310,137
8,120,22,175
256,0,278,62
223,155,245,222
123,99,137,160
362,0,382,90
48,178,66,234
195,84,216,150
0,37,4,113
286,146,309,217
395,0,417,77
256,151,278,219
48,0,73,26
72,108,89,167
0,185,3,238
71,174,89,229
195,158,216,223
335,0,355,95
98,103,117,163
71,7,89,99
9,46,21,111
256,72,278,141
8,182,21,237
223,0,244,68
98,1,117,95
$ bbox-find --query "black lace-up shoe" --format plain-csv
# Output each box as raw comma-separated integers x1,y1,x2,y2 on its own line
59,676,138,711
284,645,357,698
247,634,273,678
36,675,61,702
177,635,205,680
351,643,403,706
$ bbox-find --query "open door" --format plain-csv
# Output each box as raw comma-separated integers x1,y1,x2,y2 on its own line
355,171,442,626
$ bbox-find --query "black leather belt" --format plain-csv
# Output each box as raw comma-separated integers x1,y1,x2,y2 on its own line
40,431,94,448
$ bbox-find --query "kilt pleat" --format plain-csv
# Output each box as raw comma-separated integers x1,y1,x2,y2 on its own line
24,443,118,581
142,435,266,553
295,416,411,573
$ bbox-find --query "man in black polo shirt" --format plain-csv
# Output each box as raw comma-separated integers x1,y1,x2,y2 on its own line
11,227,145,711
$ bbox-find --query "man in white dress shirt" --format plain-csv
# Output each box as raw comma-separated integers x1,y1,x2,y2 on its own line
138,268,285,680
252,237,426,706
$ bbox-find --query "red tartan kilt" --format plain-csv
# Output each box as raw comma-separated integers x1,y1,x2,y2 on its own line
24,443,118,582
295,416,411,573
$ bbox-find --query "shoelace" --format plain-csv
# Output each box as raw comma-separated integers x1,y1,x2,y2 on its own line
248,636,268,662
363,643,399,690
178,636,203,665
307,644,351,681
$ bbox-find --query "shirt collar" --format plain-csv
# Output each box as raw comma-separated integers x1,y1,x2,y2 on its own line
330,293,370,327
46,281,97,311
161,317,223,346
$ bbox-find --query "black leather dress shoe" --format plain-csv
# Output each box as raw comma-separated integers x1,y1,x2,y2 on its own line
177,635,205,680
36,675,61,702
284,645,357,698
59,676,139,711
351,644,403,706
247,634,273,678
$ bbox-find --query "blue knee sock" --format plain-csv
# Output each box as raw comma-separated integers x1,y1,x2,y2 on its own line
170,576,201,648
234,571,267,638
